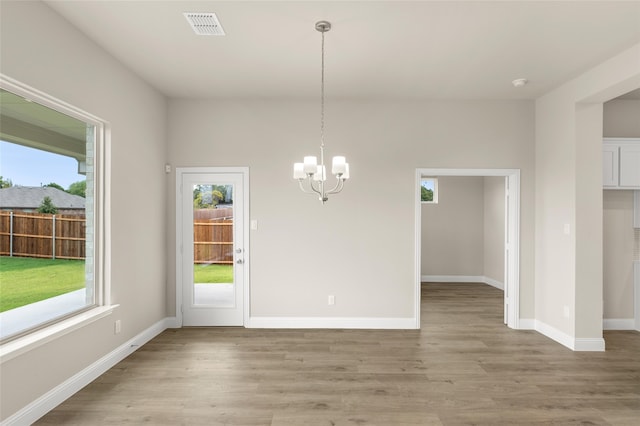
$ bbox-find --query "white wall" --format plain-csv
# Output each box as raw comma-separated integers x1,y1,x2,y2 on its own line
603,99,640,137
421,176,485,277
484,177,505,284
535,42,640,347
0,2,167,420
167,100,536,321
603,190,635,319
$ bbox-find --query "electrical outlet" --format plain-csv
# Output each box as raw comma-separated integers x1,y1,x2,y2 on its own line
328,295,335,305
115,320,121,334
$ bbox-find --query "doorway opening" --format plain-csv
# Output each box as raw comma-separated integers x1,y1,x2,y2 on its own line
415,168,520,329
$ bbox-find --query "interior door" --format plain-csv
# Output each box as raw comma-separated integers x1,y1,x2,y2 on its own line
179,170,246,326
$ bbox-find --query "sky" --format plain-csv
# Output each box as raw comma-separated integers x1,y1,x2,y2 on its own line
0,141,85,189
421,179,435,191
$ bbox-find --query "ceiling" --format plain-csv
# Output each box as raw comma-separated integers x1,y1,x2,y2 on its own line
615,87,640,100
0,89,86,141
37,1,640,100
0,89,87,160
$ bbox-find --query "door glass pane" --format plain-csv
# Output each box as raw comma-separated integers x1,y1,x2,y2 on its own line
192,183,234,307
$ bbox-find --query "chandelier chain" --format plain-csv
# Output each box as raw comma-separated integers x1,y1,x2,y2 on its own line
320,29,325,148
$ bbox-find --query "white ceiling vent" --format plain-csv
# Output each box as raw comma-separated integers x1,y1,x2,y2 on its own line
184,12,225,36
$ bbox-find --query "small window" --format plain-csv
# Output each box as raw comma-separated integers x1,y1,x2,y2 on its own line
421,177,438,203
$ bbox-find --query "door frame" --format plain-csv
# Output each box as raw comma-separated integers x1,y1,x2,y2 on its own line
415,168,521,329
175,167,250,327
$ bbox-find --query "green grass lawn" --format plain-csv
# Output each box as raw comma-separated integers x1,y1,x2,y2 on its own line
0,257,233,313
194,263,233,284
0,256,85,313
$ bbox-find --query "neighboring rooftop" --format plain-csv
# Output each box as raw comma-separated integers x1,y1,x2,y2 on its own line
0,186,85,209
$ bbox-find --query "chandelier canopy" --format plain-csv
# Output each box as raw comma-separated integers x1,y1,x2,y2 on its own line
293,21,349,204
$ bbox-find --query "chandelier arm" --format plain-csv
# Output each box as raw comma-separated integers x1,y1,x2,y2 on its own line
297,179,317,195
298,178,324,198
325,177,345,195
310,178,329,202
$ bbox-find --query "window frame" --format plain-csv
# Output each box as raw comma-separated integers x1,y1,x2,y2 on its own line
0,75,113,361
420,177,438,204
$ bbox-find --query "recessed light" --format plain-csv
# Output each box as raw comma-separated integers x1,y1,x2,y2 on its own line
512,78,528,88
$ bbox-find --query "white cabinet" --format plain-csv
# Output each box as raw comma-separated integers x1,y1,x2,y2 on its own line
603,138,640,189
620,145,640,187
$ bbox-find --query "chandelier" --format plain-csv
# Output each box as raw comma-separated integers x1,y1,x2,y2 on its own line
293,20,349,204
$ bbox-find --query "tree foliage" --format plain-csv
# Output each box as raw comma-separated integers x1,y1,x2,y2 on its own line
421,186,433,202
193,185,230,209
37,196,58,214
68,180,86,198
45,182,65,191
0,176,12,188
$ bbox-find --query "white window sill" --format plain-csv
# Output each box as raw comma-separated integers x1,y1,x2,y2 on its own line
0,305,118,364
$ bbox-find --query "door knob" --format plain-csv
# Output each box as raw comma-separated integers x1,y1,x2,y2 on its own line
236,259,244,264
235,248,242,253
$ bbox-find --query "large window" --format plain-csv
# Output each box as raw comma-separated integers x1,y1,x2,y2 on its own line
0,78,106,343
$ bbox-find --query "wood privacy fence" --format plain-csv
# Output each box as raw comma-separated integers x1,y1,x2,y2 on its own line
0,208,233,263
0,211,86,260
193,207,234,265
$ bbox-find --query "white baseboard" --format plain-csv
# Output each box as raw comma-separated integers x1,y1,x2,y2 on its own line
421,275,504,290
534,320,575,350
534,320,605,352
574,338,606,351
483,276,504,291
247,316,418,330
2,318,172,426
603,318,635,330
164,316,180,328
517,319,535,330
422,275,485,283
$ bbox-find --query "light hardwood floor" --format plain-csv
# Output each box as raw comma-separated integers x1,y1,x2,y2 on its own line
37,283,640,425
